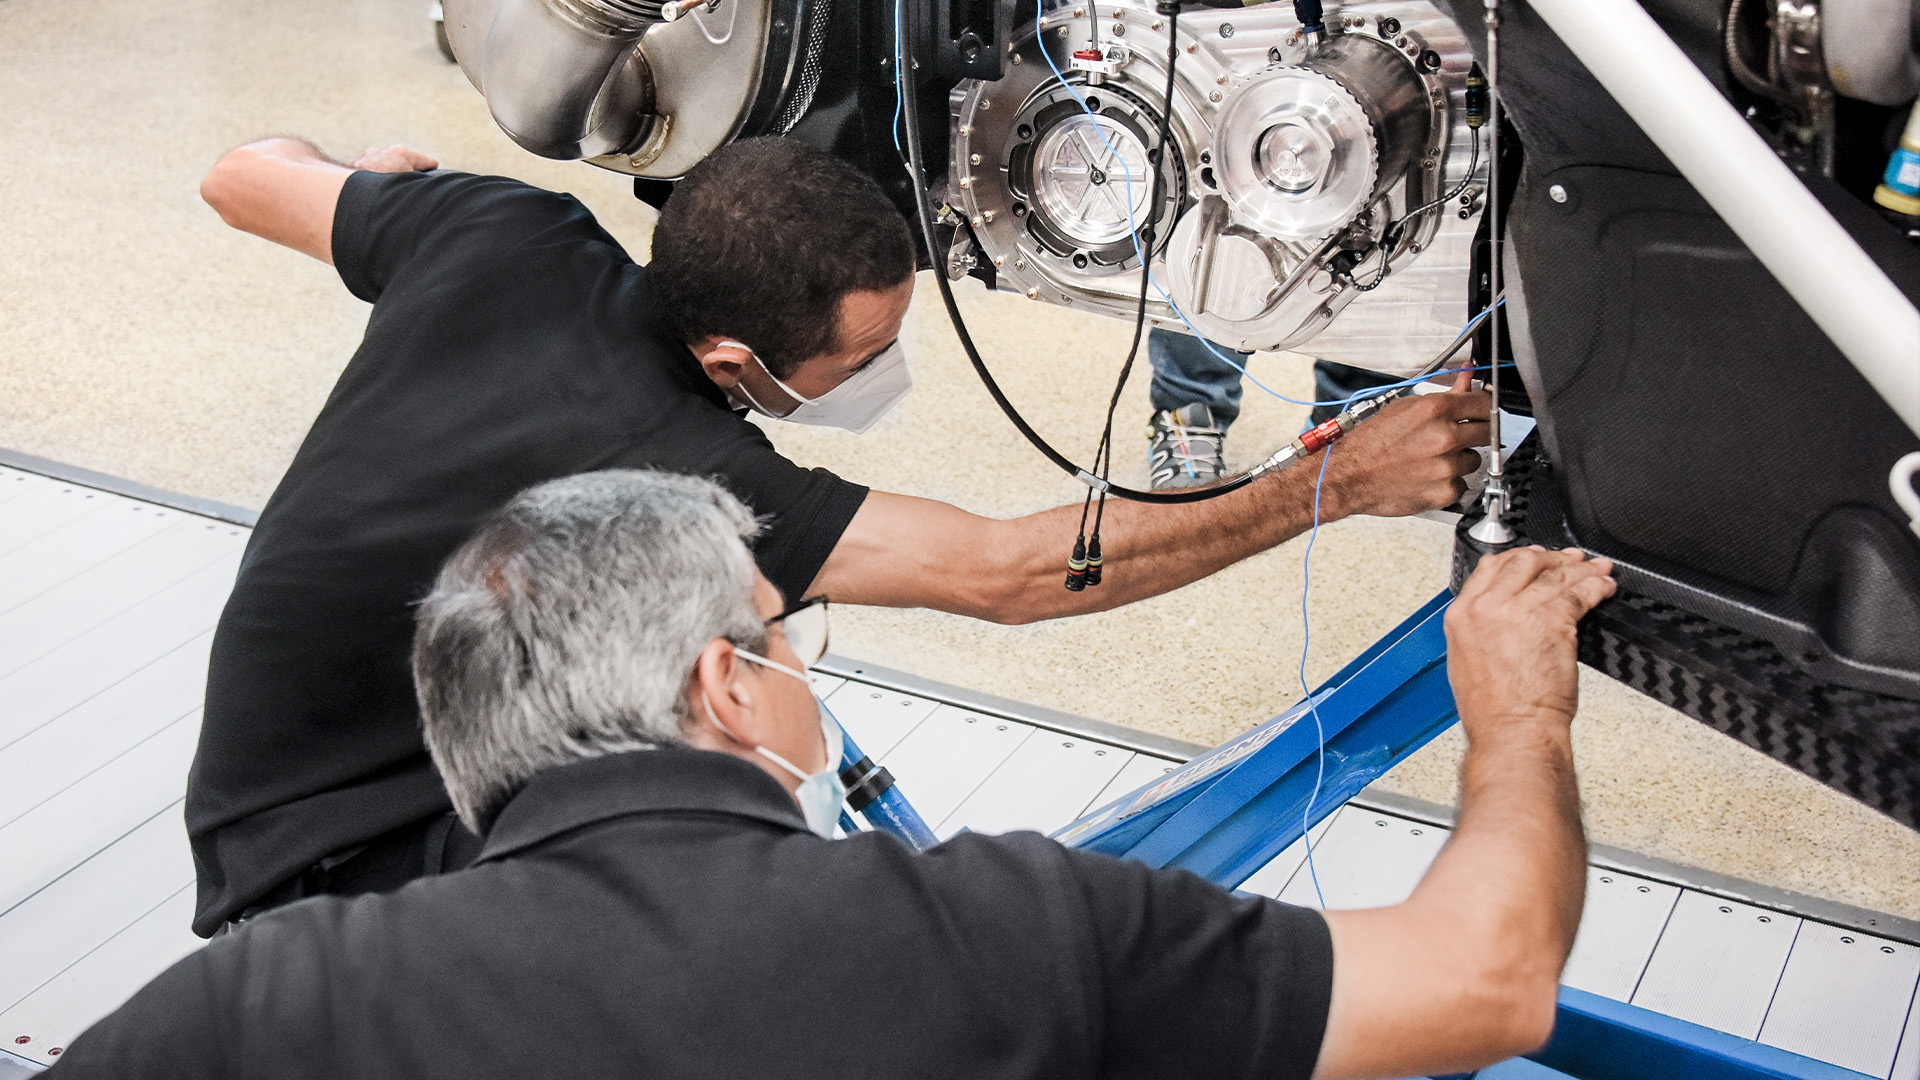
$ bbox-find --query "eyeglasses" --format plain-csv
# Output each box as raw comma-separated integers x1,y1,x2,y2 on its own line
764,595,830,667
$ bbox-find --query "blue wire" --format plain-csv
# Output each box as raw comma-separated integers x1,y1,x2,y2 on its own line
1295,389,1358,911
891,0,907,161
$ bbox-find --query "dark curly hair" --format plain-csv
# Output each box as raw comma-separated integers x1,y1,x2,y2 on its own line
650,138,916,379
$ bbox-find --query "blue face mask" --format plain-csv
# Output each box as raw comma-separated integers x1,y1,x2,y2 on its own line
702,649,847,838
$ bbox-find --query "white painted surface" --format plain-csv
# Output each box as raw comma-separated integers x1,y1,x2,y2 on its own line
819,684,939,761
1082,752,1180,815
0,715,199,915
875,705,1033,831
1562,869,1682,1002
941,730,1132,838
0,887,202,1067
1759,921,1920,1078
0,499,181,617
1234,810,1344,899
0,809,193,1016
1277,807,1449,909
1632,891,1803,1039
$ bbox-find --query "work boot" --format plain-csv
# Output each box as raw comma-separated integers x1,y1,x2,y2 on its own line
1147,404,1227,490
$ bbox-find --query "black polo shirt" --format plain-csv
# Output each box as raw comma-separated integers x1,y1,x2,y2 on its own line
185,171,869,936
60,750,1333,1079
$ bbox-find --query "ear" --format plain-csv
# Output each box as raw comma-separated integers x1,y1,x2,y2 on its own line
693,339,755,392
684,638,762,753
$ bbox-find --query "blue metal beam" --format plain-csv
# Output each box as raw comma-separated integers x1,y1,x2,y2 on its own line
1054,589,1460,888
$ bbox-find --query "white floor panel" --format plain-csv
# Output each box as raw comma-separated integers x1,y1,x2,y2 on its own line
0,635,210,829
0,808,192,1017
0,500,182,617
1891,980,1920,1080
0,519,243,681
820,684,940,762
0,714,199,916
0,485,117,562
1277,807,1450,909
0,887,201,1067
1081,752,1180,816
1759,921,1920,1078
1631,890,1802,1040
873,705,1033,832
1561,869,1682,1002
0,555,237,749
940,731,1133,839
1234,811,1345,899
0,467,52,506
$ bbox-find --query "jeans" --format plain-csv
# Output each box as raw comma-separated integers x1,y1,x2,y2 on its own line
1148,328,1402,430
1148,328,1248,428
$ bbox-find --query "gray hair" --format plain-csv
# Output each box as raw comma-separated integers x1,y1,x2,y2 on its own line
412,470,766,831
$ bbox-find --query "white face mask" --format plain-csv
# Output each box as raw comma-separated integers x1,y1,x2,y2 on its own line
701,648,847,838
720,339,913,434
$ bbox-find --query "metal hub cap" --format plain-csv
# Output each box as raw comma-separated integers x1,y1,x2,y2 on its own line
1256,121,1334,193
1031,112,1155,248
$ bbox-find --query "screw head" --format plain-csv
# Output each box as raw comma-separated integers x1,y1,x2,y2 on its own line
1110,22,1124,35
969,153,981,165
1010,53,1022,65
1268,45,1282,62
1026,287,1041,299
959,175,973,188
1072,6,1084,15
1548,183,1569,203
1218,22,1234,37
970,215,983,227
1209,90,1223,102
982,209,996,222
979,99,991,111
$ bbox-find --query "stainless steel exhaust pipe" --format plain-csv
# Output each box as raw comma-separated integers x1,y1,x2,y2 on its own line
473,0,661,159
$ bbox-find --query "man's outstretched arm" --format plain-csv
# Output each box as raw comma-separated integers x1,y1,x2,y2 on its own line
1309,546,1615,1080
199,139,437,264
810,380,1490,623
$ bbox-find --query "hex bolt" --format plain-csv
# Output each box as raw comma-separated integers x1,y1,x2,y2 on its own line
1549,184,1569,203
1218,22,1234,37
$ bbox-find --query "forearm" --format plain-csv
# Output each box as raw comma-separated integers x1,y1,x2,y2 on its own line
1423,721,1586,959
200,137,355,264
986,456,1335,621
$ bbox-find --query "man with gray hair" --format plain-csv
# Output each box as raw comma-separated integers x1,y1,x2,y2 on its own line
52,470,1618,1080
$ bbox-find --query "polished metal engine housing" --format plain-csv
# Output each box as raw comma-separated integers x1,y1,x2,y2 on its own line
948,0,1478,357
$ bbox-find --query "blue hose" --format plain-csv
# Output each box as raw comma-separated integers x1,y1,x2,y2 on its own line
836,728,939,851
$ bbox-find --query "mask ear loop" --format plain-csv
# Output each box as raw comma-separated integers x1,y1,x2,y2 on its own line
701,690,813,783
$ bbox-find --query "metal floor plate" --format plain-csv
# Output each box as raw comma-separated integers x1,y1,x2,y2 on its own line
1,454,1917,1078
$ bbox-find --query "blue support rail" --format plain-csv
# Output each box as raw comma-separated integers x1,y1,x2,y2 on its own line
1054,589,1460,888
1054,589,1872,1080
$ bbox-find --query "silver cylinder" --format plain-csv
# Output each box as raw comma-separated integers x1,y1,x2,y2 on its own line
479,0,660,159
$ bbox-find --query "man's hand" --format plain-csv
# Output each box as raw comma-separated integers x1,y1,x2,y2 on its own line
350,145,438,173
1445,546,1617,740
1321,375,1491,519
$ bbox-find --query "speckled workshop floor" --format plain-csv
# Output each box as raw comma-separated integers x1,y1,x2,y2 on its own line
2,0,1914,918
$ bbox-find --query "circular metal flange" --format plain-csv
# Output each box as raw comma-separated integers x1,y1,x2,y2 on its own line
1213,67,1379,242
1007,83,1186,267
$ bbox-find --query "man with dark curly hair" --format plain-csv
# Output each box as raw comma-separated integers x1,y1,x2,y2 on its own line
187,135,1490,938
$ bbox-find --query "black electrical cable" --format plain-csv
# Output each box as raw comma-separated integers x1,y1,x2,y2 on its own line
895,2,1258,506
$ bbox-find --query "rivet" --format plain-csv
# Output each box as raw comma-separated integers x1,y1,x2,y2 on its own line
1548,183,1569,203
1218,22,1234,37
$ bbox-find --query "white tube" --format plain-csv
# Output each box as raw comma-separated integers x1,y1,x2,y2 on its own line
1528,0,1920,439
